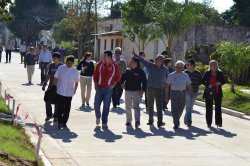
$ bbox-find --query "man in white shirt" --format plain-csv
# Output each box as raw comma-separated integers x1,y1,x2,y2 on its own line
54,55,80,129
39,44,52,84
19,42,27,64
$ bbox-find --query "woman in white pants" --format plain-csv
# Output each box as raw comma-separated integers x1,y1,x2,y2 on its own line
77,52,95,107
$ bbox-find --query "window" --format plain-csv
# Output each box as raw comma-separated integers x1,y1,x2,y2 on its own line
115,39,120,47
104,39,107,50
111,39,114,50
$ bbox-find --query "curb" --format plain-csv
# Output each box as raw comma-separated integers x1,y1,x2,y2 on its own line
195,100,250,121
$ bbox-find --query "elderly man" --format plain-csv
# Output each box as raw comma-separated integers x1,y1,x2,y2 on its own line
133,49,169,127
112,47,127,108
165,61,192,129
39,44,52,84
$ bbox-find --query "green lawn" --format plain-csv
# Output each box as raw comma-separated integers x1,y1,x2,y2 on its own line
0,121,35,161
197,84,250,115
0,98,10,115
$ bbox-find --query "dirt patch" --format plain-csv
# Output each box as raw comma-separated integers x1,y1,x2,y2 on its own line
0,152,36,166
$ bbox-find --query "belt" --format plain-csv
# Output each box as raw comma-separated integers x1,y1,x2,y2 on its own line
171,90,186,92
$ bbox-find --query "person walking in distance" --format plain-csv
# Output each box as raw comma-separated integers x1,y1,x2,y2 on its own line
133,49,169,128
0,44,3,63
19,42,27,64
184,59,202,127
24,47,37,84
42,52,63,122
112,47,127,108
121,57,147,128
39,44,52,84
53,55,80,129
77,52,95,107
165,61,192,129
93,51,120,129
5,40,14,63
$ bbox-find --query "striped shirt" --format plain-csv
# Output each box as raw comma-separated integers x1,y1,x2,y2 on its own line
185,69,202,92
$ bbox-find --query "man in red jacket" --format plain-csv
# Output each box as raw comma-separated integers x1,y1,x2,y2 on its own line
93,50,120,129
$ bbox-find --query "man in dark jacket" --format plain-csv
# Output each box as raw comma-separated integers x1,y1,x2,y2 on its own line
121,57,147,128
24,47,37,84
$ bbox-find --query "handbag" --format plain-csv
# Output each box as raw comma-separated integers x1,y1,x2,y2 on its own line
44,86,57,104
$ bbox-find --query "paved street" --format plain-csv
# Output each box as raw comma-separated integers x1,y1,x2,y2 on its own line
0,52,250,166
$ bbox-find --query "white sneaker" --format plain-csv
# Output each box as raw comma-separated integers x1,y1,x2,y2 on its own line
96,118,100,125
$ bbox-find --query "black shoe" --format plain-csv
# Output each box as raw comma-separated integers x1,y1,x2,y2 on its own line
125,122,132,126
157,122,165,127
135,121,140,128
207,124,212,128
45,117,52,121
63,124,68,128
113,104,117,108
216,124,222,128
187,124,192,127
58,123,63,130
173,125,179,129
147,121,153,125
86,103,89,106
53,118,58,122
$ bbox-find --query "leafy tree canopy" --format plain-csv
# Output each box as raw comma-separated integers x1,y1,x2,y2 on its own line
0,0,14,21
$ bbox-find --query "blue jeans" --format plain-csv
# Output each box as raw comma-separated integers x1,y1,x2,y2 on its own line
94,88,113,124
184,92,198,125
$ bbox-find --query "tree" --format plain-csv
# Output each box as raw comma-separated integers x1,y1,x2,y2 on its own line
110,2,121,18
122,0,155,51
0,0,14,21
8,0,64,43
222,0,250,27
146,0,217,59
213,41,250,92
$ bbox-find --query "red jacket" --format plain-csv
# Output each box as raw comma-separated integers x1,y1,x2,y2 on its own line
93,60,120,88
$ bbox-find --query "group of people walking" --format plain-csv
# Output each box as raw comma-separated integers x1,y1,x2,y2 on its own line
16,44,225,130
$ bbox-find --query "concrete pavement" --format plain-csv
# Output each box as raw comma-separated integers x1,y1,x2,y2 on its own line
0,52,250,166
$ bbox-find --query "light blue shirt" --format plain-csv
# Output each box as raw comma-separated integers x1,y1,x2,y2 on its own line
39,50,52,63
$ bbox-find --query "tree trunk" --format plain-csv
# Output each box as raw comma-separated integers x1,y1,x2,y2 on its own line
167,36,174,59
78,35,83,61
230,72,236,92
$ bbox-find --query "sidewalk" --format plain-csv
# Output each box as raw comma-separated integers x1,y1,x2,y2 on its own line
0,52,250,166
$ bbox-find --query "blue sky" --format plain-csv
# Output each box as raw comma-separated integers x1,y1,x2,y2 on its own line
61,0,234,16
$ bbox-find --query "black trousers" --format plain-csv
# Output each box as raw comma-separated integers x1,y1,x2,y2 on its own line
56,94,72,125
112,82,123,107
20,52,26,63
40,62,50,82
205,97,222,125
6,50,11,62
0,51,2,62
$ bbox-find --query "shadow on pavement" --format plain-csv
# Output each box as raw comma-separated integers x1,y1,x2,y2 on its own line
77,106,94,112
21,83,33,86
123,127,153,139
93,126,122,142
209,127,237,138
43,122,78,143
193,109,203,115
111,107,126,115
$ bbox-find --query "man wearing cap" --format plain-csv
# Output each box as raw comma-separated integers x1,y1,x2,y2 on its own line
133,49,169,127
112,47,127,108
39,44,52,84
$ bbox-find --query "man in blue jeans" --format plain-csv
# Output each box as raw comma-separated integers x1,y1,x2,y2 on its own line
184,59,202,127
93,51,120,129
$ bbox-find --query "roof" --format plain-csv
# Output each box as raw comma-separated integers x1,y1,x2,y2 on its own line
92,31,122,36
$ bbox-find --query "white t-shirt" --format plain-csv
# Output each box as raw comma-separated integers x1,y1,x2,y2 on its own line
166,71,192,91
54,65,80,97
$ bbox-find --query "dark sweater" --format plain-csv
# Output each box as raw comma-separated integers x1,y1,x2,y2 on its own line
202,70,225,97
185,69,202,92
24,52,36,67
76,60,95,77
120,67,147,91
